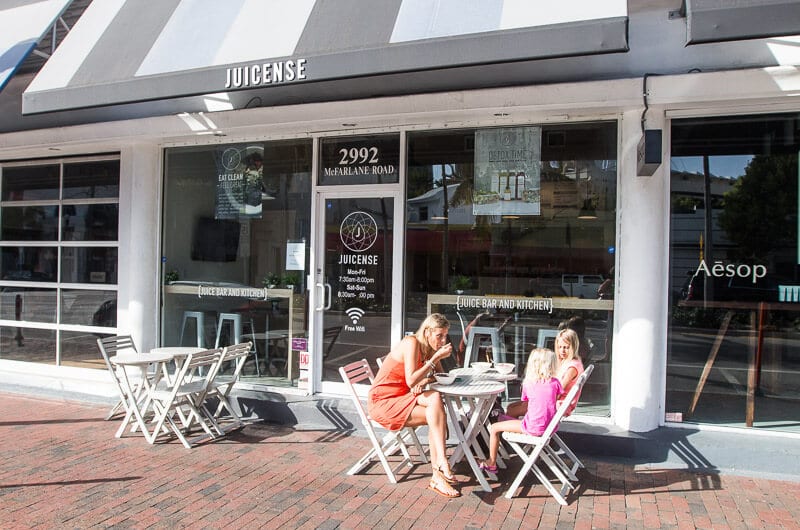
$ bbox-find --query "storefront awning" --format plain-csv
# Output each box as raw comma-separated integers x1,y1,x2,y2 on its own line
22,0,628,114
0,0,72,93
685,0,800,44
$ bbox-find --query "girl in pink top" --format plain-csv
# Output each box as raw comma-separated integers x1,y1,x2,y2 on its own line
505,327,585,419
554,328,585,416
479,348,562,473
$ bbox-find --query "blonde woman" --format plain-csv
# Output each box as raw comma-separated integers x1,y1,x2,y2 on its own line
479,347,561,473
368,313,460,497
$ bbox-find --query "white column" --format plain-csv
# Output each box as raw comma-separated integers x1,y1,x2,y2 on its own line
117,143,160,352
611,108,669,432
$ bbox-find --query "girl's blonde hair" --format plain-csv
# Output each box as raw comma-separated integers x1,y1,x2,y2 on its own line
524,347,558,382
555,328,579,362
414,313,450,356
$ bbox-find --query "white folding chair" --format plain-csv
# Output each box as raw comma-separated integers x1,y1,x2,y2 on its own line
501,364,594,503
206,342,252,431
97,335,153,438
97,335,139,421
548,364,594,482
148,348,226,448
339,359,428,484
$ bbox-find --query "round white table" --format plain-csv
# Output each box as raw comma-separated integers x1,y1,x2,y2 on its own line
431,379,506,492
109,351,176,441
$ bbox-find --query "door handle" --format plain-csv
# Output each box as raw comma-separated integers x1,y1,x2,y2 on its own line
324,283,332,310
314,283,325,311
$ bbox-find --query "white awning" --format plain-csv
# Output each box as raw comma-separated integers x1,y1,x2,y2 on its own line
0,0,72,92
23,0,629,114
685,0,800,44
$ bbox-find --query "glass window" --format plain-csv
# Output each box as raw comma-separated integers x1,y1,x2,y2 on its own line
1,247,58,282
162,140,312,387
61,289,117,327
61,247,118,284
61,204,119,241
0,287,57,323
1,165,59,201
1,205,60,240
63,160,120,199
0,326,56,363
406,123,616,416
60,329,108,368
668,113,800,432
0,157,120,366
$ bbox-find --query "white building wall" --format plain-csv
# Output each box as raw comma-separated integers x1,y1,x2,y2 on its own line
611,108,669,432
117,143,161,352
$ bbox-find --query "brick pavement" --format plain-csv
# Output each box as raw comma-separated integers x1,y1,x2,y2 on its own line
1,392,799,529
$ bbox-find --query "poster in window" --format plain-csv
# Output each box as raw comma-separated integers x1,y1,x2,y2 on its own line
213,144,265,219
473,127,541,216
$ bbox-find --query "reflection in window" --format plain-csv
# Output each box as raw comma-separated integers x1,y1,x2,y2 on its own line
61,247,118,284
63,160,120,199
405,123,616,305
61,289,117,327
1,206,60,241
61,204,119,241
405,123,616,416
668,113,800,431
1,165,59,201
1,247,58,282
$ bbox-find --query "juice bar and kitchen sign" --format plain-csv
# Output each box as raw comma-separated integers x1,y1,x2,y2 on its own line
473,127,542,217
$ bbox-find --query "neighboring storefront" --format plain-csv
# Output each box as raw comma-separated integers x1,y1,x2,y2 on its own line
1,1,799,438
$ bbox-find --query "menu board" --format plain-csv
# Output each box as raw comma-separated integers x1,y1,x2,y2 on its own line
473,127,542,216
213,143,265,219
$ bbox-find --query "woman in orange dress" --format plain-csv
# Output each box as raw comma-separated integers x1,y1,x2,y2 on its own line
368,313,459,497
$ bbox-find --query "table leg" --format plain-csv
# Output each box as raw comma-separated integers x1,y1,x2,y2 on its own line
444,395,494,492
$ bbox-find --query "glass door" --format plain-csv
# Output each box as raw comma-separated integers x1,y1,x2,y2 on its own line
313,190,402,393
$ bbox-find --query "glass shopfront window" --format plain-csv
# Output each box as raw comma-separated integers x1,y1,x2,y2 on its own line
162,140,312,387
0,158,120,367
668,113,800,432
405,123,617,415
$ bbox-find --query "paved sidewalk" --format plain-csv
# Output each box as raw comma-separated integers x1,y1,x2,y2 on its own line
1,392,799,529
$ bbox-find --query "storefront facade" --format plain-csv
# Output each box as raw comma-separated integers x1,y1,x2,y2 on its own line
1,1,799,437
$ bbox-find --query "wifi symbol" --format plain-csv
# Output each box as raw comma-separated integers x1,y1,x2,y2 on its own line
346,307,365,324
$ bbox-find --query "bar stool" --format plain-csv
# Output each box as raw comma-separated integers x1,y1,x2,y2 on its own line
215,312,261,376
179,311,211,347
463,326,506,367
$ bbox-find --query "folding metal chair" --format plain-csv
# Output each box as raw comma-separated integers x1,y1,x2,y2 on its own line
206,342,252,431
148,348,226,448
96,335,139,421
501,364,594,503
339,359,428,484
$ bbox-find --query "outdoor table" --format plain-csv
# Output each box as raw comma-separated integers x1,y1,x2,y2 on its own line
109,351,176,440
150,346,206,383
431,377,506,492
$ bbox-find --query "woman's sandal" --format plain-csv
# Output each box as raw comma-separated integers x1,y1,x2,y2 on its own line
436,466,463,485
428,477,461,498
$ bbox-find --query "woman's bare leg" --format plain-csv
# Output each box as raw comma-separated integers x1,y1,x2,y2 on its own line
408,390,449,472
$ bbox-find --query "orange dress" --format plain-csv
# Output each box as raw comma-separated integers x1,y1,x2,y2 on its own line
368,351,423,431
